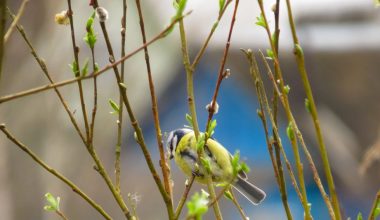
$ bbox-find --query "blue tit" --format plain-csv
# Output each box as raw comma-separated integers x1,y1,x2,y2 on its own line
167,128,266,205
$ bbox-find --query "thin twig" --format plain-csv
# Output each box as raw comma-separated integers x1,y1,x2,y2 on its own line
202,1,241,219
4,0,28,43
134,1,173,215
90,1,186,216
116,0,128,193
258,50,336,219
7,7,86,147
242,48,303,205
0,124,112,220
174,176,195,220
89,48,97,142
66,0,90,142
0,16,185,104
56,210,69,220
368,190,380,220
284,0,341,218
230,190,248,220
256,2,312,219
0,0,7,83
190,0,233,70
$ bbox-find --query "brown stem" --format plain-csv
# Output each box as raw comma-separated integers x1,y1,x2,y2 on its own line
174,176,195,219
0,17,183,104
0,0,7,84
116,0,127,193
134,0,173,212
66,0,90,142
7,8,86,144
4,0,29,43
0,125,112,220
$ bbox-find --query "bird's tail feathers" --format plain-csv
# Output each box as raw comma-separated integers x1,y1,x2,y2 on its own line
232,177,266,205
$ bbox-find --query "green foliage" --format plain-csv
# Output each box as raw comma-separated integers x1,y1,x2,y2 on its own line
223,189,233,201
81,58,89,77
84,12,97,49
196,133,206,151
255,13,266,28
108,99,120,114
284,85,291,95
207,119,217,137
231,151,250,176
44,193,60,212
186,113,194,128
356,212,363,220
69,60,79,77
286,122,295,141
305,98,312,113
200,156,211,173
219,0,226,14
187,190,209,220
375,200,380,219
266,48,274,60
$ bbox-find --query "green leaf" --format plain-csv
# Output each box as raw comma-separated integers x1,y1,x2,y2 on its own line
108,99,120,114
305,98,312,113
219,0,226,14
266,49,274,60
356,212,363,220
207,119,217,136
81,58,89,77
224,190,233,201
173,0,179,9
284,85,291,95
241,162,250,173
255,13,266,28
187,191,209,218
286,122,295,141
84,12,97,49
44,193,60,212
86,11,96,30
94,63,99,72
185,113,194,128
375,0,380,7
69,61,79,77
200,157,211,173
374,207,380,218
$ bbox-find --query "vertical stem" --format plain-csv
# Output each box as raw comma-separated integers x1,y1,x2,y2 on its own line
178,19,200,138
89,48,98,142
116,0,127,193
134,0,173,211
0,0,7,84
66,0,90,142
257,2,312,219
284,1,341,218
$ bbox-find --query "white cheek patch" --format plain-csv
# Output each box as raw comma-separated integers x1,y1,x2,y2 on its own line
172,135,178,151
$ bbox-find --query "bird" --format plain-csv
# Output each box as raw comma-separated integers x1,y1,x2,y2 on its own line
167,128,266,205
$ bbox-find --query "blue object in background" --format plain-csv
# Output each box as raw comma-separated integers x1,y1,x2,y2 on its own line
142,64,331,219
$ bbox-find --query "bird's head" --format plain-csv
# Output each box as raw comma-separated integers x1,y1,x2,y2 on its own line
166,128,192,159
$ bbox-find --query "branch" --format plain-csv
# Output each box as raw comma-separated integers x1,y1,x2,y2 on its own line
0,124,112,220
284,0,341,218
134,1,173,216
0,16,184,104
4,0,29,43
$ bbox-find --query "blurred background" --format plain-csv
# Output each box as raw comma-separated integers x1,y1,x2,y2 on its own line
1,0,379,219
